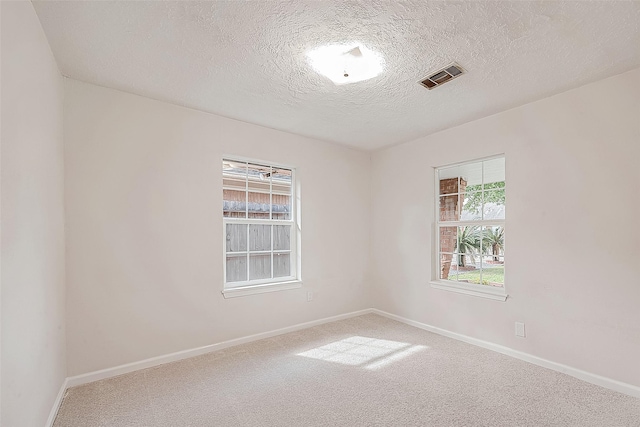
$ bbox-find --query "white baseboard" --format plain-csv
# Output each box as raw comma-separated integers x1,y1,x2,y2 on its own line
65,308,373,388
46,378,68,427
49,305,638,423
371,309,640,399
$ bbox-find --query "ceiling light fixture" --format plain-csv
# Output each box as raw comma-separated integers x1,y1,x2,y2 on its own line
307,43,384,85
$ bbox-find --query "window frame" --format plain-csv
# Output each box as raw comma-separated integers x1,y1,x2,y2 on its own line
430,155,507,302
221,157,301,298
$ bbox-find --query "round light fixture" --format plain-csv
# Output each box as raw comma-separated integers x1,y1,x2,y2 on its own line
307,43,384,85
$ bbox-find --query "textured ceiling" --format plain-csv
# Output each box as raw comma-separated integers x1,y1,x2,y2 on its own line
33,1,640,151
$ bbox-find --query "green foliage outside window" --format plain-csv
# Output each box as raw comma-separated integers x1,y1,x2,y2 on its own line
463,181,505,212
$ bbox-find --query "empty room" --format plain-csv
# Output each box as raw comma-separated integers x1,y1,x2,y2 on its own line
2,1,640,426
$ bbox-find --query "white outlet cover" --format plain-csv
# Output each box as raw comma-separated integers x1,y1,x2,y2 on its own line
307,291,313,302
515,322,526,338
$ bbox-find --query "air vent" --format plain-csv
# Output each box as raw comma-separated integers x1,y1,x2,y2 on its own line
419,63,465,90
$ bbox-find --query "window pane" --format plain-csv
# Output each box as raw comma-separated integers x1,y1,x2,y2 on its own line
223,189,246,218
458,161,482,189
449,257,463,282
487,257,505,287
483,157,505,187
273,225,291,251
456,226,481,267
482,259,504,287
450,257,461,281
248,192,270,219
249,254,271,280
222,160,247,219
438,165,460,195
272,194,291,220
454,226,481,284
226,254,247,283
272,168,292,220
247,163,270,178
249,225,271,252
460,192,482,221
481,226,505,260
454,224,481,284
247,163,271,193
482,189,505,220
439,195,459,222
223,160,247,178
274,253,291,278
439,226,457,255
226,224,247,252
439,253,457,281
440,227,458,260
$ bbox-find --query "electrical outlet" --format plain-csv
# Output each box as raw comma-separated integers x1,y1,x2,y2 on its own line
515,322,526,338
307,291,313,302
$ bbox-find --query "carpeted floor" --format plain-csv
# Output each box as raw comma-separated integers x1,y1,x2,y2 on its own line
53,314,640,426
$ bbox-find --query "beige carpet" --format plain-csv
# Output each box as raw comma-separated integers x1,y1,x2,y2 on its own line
54,314,640,426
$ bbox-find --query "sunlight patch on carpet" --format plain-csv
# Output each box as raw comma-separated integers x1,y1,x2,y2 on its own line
296,336,427,370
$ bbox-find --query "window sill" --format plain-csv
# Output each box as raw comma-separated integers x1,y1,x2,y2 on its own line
222,280,302,299
429,280,508,302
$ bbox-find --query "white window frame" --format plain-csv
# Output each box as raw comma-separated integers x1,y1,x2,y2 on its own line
430,155,507,302
221,157,301,298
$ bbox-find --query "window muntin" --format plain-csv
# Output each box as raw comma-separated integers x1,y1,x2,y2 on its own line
223,159,296,289
436,156,505,289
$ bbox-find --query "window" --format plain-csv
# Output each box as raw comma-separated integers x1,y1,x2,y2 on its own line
432,156,506,301
222,159,299,296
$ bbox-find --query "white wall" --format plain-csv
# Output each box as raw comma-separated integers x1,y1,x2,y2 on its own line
1,1,66,426
371,68,640,387
64,79,371,376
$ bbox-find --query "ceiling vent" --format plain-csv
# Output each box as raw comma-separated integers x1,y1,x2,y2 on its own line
419,63,465,90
